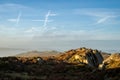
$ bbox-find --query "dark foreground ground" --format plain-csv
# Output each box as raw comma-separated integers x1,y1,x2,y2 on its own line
0,57,120,80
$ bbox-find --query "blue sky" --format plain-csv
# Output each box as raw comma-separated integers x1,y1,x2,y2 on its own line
0,0,120,51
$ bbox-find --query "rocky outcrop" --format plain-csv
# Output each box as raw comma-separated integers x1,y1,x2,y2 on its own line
103,53,120,69
58,47,103,67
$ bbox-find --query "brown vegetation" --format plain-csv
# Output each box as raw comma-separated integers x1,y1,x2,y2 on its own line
0,47,120,80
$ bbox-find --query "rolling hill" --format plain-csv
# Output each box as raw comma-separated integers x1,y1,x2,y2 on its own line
15,50,60,57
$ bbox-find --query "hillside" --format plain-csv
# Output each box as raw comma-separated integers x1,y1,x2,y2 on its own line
0,47,120,80
16,50,60,57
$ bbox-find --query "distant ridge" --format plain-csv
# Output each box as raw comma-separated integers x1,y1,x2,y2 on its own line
0,47,25,51
15,50,60,57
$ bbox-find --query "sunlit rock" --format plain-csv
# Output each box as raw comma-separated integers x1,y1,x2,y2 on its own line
59,47,104,68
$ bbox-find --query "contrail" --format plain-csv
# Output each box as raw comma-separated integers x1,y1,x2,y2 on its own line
7,11,22,26
32,20,45,21
43,10,51,27
43,10,56,27
31,10,56,27
16,11,21,26
32,19,53,22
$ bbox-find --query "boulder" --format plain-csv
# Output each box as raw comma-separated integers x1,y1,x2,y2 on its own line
58,47,104,68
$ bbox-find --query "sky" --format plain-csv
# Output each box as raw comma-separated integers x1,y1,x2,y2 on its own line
0,0,120,52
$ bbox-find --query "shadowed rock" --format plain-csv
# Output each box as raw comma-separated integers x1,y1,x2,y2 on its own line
58,47,104,68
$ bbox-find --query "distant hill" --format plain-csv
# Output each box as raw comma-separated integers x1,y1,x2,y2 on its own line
0,48,24,51
15,50,60,57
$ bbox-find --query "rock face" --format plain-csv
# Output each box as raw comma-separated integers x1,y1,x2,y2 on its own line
58,47,104,67
104,53,120,69
101,52,111,60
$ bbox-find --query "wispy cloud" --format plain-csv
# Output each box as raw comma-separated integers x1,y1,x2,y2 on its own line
24,10,57,36
32,29,120,41
2,3,28,8
96,16,110,24
75,8,120,16
0,3,31,12
75,8,120,24
24,26,57,36
8,19,17,22
24,27,39,33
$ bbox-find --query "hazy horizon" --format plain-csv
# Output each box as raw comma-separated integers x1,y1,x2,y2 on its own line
0,40,120,57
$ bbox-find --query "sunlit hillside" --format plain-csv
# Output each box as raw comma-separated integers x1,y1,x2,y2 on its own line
0,47,120,80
